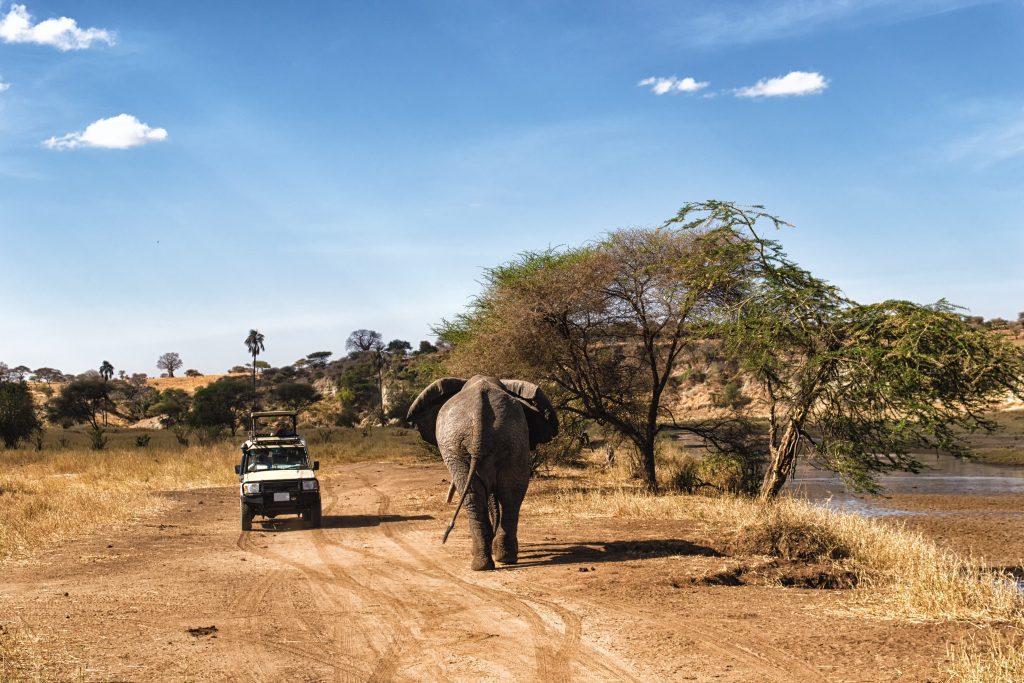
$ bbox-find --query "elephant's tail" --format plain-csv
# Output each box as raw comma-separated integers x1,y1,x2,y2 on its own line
441,454,480,544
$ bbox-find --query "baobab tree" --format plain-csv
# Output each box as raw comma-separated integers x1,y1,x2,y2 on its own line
157,352,183,378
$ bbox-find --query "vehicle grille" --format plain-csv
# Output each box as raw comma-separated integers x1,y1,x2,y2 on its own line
262,481,301,493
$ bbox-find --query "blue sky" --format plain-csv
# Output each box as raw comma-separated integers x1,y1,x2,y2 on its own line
1,0,1022,375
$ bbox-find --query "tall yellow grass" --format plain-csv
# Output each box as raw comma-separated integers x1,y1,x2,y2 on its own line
947,629,1024,682
531,473,1023,624
0,446,237,562
0,427,430,563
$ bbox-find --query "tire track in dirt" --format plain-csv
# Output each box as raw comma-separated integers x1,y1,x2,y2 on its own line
352,463,823,682
222,556,287,683
234,486,400,682
309,484,439,682
236,476,452,681
349,465,635,682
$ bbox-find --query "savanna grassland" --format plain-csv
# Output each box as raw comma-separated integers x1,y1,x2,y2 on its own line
1,424,1022,681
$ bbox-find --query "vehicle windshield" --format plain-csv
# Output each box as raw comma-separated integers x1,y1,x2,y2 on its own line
245,447,309,472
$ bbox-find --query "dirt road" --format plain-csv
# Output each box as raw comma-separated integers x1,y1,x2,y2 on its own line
2,461,962,681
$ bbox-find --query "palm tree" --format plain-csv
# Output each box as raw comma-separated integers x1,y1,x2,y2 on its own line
99,360,114,425
370,348,389,427
244,329,265,411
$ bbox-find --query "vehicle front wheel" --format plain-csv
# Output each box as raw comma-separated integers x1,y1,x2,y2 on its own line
241,501,254,531
309,502,322,529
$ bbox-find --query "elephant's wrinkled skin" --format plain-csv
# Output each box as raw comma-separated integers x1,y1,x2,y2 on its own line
407,375,558,570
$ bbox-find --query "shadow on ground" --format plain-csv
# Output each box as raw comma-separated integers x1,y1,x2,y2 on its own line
507,539,722,569
252,513,434,532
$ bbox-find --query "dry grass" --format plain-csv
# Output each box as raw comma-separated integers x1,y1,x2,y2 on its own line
948,629,1024,682
0,426,429,564
0,426,430,678
0,624,47,683
0,445,238,563
531,463,1023,624
533,468,1024,679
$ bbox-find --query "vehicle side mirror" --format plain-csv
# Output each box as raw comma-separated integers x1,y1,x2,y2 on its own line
234,465,241,475
313,461,320,470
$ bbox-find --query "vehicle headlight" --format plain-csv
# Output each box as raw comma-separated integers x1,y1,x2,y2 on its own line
242,482,261,495
301,479,319,491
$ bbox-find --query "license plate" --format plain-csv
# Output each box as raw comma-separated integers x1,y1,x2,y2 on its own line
273,492,290,502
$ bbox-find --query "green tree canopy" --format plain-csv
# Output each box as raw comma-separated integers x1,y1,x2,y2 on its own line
386,339,412,354
147,388,192,427
437,218,756,490
31,367,65,384
272,382,322,413
46,378,111,430
438,200,1024,496
305,351,333,369
189,378,250,435
0,380,40,448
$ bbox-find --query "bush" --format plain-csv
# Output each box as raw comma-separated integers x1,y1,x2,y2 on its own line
88,427,108,451
531,413,588,473
135,434,151,448
666,453,760,495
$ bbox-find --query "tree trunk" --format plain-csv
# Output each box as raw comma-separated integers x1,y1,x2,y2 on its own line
378,368,386,427
639,440,658,493
759,420,800,499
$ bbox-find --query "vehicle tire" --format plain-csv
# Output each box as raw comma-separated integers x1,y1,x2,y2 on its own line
309,501,322,529
241,501,254,531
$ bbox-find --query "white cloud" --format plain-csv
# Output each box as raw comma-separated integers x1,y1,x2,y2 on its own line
948,117,1024,166
638,76,709,95
684,0,992,47
736,71,828,98
0,3,113,50
43,114,168,150
0,80,9,92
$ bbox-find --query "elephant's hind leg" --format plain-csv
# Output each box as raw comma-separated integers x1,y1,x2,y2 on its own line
493,479,527,565
464,477,496,571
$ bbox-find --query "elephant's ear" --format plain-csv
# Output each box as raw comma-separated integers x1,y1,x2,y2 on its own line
406,378,467,446
500,379,559,448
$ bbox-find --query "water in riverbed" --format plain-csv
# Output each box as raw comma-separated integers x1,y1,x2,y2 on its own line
786,453,1024,517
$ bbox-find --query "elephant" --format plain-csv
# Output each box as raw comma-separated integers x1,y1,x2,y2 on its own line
406,375,558,570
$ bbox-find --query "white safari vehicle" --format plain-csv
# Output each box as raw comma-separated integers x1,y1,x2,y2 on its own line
235,410,321,531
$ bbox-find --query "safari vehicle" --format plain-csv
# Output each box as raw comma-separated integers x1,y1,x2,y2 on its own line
236,410,321,531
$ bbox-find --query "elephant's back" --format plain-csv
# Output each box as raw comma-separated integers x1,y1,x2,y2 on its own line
435,381,529,458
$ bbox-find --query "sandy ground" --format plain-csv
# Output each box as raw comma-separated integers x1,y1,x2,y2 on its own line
878,492,1024,570
1,461,979,682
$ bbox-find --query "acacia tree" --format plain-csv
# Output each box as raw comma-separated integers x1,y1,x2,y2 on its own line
157,352,183,378
0,380,40,448
190,378,250,436
305,351,332,369
439,200,1024,496
272,382,322,414
46,378,113,449
665,201,1024,497
32,368,64,384
437,223,756,491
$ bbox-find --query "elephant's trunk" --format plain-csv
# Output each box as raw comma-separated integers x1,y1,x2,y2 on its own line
441,455,480,544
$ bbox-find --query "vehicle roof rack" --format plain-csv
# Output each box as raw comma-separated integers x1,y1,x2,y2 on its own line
250,410,298,418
